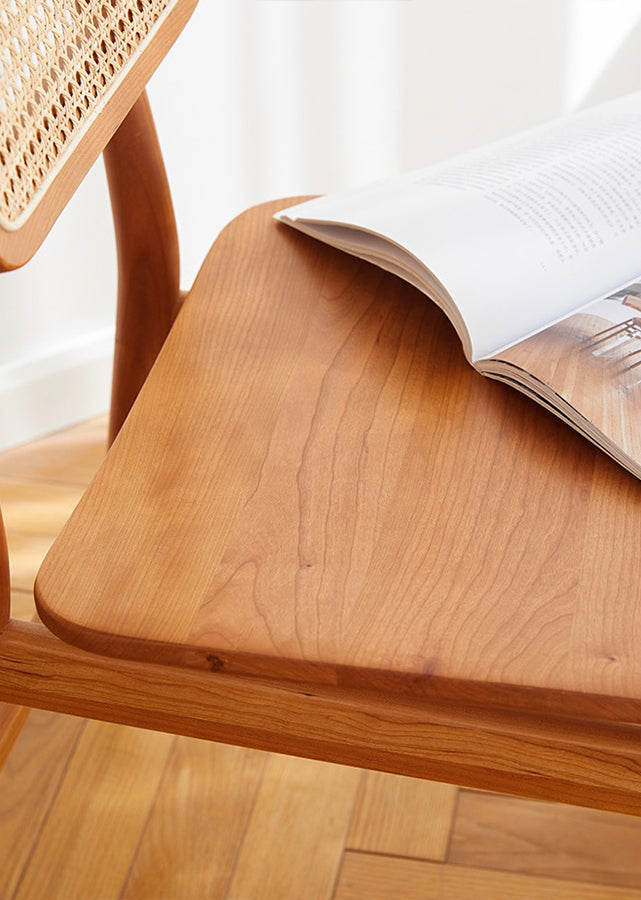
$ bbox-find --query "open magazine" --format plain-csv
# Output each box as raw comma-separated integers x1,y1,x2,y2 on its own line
276,91,641,480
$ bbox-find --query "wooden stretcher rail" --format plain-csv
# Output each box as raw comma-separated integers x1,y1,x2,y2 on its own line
1,618,641,816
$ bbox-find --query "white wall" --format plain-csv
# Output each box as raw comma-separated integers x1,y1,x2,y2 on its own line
2,0,641,449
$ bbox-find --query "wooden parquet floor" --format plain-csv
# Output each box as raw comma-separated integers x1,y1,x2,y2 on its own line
2,418,641,899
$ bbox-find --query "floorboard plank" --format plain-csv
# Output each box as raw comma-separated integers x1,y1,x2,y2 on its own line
335,852,641,900
0,417,107,486
347,771,457,861
121,738,266,900
0,479,85,536
0,710,85,899
12,720,174,900
449,790,641,889
5,417,641,899
226,754,360,900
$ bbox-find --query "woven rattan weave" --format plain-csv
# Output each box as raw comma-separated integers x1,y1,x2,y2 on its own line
0,0,175,229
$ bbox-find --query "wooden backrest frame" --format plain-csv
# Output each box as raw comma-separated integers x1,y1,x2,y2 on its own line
0,91,182,628
103,91,181,444
0,0,196,271
0,58,182,773
0,1,189,627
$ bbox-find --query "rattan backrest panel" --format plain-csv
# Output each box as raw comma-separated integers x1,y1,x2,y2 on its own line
0,0,196,269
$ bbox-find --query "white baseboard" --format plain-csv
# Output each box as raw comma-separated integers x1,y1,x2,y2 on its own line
0,330,114,452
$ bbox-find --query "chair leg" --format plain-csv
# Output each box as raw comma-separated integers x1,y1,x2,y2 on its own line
0,509,30,768
103,91,181,445
0,510,8,630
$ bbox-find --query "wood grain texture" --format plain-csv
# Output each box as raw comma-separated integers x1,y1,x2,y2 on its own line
347,771,457,861
0,0,196,271
121,739,266,899
450,790,641,889
0,420,103,789
5,419,641,899
17,197,641,817
227,754,361,900
5,620,641,814
334,853,641,900
0,711,85,898
4,189,641,836
12,720,173,900
33,199,641,730
103,92,180,443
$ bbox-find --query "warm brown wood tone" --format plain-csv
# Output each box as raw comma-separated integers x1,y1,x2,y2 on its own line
450,790,641,889
103,92,181,443
0,510,8,629
35,199,641,731
227,755,360,900
0,479,87,537
334,853,641,900
13,720,173,900
0,416,107,486
7,0,641,883
8,419,641,899
0,711,85,898
0,702,29,770
0,479,86,594
0,419,105,776
0,510,21,769
0,0,196,272
347,771,457,861
5,618,641,815
121,739,266,899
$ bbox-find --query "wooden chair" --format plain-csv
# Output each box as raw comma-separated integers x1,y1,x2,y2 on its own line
3,0,641,819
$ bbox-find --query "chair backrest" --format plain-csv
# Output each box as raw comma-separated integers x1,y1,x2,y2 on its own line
0,0,196,625
0,0,196,271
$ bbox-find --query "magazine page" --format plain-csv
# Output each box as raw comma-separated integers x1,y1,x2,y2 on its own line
480,279,641,475
278,92,641,363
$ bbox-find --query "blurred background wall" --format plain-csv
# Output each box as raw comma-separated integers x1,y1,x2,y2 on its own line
2,0,641,449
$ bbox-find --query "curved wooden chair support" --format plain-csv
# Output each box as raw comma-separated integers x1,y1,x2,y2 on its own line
0,511,9,630
0,92,181,764
104,90,182,444
0,511,30,769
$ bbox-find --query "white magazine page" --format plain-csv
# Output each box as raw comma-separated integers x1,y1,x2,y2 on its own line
278,92,641,363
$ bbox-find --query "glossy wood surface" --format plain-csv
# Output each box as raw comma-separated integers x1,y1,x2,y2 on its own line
103,91,181,443
0,0,196,271
34,199,641,727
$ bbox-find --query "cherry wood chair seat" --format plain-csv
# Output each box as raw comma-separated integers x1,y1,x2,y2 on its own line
34,198,641,734
5,0,641,826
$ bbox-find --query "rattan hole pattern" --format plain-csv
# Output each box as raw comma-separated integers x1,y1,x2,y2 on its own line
0,0,173,228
